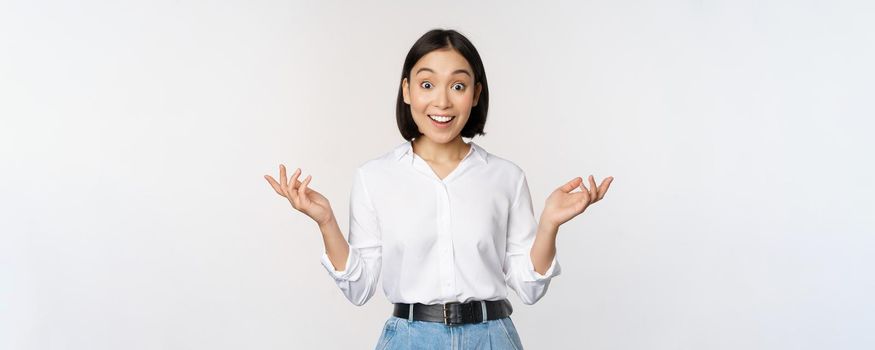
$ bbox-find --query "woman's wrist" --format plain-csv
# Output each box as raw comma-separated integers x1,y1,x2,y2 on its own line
538,214,560,234
317,211,337,230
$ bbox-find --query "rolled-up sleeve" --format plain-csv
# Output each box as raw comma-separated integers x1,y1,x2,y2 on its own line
320,167,382,306
503,172,561,305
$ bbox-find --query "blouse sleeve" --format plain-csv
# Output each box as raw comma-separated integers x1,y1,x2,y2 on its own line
319,167,382,306
503,172,562,305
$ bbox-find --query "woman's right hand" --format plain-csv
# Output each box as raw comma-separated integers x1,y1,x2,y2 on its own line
264,164,334,226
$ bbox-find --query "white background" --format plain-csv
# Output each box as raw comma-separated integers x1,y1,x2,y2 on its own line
2,0,873,349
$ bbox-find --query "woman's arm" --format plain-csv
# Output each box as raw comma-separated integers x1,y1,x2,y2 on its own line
504,173,562,305
530,221,559,275
265,164,350,270
265,164,382,306
535,174,614,273
317,167,383,306
318,212,350,271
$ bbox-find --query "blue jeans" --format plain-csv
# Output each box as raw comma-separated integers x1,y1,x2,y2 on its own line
374,315,525,350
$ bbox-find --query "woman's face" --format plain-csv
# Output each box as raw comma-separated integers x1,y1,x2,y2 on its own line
402,48,482,144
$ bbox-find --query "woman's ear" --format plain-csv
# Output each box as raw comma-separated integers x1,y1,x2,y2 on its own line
472,82,482,107
402,78,411,104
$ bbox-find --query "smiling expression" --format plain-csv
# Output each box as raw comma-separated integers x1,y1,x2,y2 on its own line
402,48,482,143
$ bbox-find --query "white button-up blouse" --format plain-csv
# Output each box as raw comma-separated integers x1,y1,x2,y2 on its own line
320,141,561,306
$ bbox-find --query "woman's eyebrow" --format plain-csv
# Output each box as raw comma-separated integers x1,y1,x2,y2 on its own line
415,67,472,77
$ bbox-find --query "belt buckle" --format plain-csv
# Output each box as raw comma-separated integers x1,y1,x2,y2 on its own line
443,302,461,325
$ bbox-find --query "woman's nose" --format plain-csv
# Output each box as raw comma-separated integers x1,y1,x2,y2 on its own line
433,88,451,108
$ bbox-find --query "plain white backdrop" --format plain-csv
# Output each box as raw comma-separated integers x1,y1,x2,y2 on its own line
2,0,873,349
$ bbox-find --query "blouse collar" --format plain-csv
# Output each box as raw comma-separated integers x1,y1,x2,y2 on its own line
393,140,488,165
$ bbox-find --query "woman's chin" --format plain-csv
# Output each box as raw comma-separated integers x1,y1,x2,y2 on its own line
420,132,460,144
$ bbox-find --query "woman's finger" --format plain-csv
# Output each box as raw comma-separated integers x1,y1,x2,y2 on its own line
588,175,598,203
287,168,302,206
298,174,312,205
598,177,614,200
578,177,589,193
288,168,301,191
578,183,591,205
559,177,583,193
279,165,291,199
264,175,285,196
279,164,288,192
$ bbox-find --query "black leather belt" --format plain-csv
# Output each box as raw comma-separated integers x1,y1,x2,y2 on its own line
392,299,513,325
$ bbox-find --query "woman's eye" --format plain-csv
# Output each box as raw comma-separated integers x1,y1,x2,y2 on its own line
420,81,432,89
452,83,465,91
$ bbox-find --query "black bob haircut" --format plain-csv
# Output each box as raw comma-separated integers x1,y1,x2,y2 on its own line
396,29,489,141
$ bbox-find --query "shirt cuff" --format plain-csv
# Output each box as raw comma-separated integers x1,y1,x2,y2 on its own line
320,247,363,282
521,253,561,282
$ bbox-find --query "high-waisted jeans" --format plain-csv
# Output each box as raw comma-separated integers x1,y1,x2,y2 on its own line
374,315,525,350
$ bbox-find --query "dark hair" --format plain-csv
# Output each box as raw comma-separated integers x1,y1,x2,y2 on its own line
396,29,489,141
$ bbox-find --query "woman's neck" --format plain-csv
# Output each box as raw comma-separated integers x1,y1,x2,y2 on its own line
411,136,470,163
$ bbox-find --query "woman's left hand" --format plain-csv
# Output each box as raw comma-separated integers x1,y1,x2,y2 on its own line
540,175,613,228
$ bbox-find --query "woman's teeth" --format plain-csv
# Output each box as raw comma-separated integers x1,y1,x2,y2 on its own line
429,115,455,123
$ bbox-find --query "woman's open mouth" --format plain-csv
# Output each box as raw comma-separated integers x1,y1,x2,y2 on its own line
428,114,455,129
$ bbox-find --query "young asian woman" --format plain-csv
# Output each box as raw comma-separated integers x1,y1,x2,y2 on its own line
265,28,613,350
